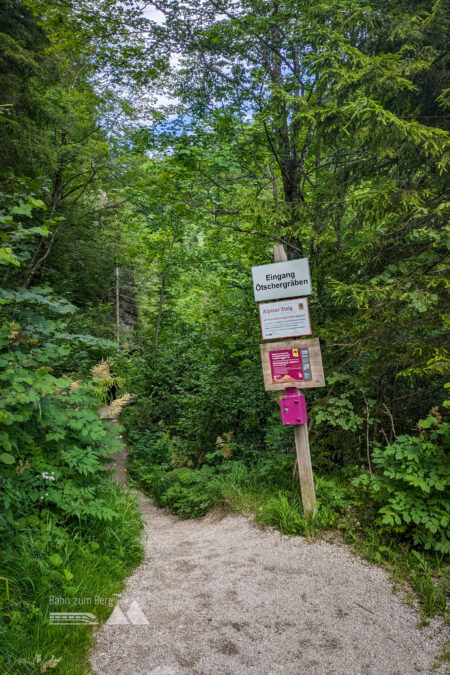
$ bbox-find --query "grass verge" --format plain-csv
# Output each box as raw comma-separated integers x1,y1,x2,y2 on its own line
0,480,143,674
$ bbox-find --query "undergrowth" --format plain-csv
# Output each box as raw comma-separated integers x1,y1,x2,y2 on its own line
0,480,143,674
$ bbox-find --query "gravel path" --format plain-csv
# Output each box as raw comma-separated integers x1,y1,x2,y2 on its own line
91,492,448,675
98,407,128,485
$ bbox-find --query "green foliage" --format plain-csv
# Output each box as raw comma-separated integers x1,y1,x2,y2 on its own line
144,466,219,519
0,194,121,529
254,478,348,536
127,419,349,528
353,413,450,554
128,428,226,517
314,393,364,433
115,0,450,582
256,493,307,535
0,136,141,672
0,482,143,674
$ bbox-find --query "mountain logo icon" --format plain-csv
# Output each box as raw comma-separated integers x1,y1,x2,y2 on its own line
105,600,149,626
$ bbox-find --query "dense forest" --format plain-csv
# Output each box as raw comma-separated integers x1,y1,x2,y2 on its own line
0,0,448,672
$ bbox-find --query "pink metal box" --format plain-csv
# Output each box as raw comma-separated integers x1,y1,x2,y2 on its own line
279,388,308,426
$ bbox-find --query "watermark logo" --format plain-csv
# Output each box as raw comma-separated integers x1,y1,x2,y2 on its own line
106,600,149,626
50,611,98,625
48,599,148,626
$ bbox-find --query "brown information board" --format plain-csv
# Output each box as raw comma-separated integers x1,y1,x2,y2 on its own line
260,338,325,391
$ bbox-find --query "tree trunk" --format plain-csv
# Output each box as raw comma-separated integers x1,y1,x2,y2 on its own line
116,264,120,349
155,236,175,348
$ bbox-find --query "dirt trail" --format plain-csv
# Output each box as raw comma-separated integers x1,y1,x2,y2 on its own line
91,487,447,675
99,407,128,485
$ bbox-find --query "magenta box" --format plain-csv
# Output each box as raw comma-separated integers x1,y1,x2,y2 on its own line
279,391,308,426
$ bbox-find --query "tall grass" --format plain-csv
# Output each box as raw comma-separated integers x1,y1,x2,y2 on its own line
0,481,143,674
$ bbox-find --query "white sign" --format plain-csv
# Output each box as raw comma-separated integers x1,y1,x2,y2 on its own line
252,258,311,302
259,298,311,340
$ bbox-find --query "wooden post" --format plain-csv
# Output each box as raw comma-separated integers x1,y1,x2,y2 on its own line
273,245,288,264
294,422,316,517
273,245,316,517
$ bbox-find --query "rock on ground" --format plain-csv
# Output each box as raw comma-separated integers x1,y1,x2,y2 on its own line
91,493,448,675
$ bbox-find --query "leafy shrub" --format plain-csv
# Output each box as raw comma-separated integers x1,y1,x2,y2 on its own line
0,193,120,528
312,475,349,529
140,465,220,518
0,187,143,673
250,453,296,490
314,392,364,432
353,413,449,553
0,343,123,528
131,423,351,529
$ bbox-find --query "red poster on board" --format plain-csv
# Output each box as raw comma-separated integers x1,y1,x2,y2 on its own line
269,348,304,383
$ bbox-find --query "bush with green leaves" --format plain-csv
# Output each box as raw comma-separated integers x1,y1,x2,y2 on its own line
353,411,449,554
0,191,119,528
0,190,143,673
146,466,220,518
0,287,122,527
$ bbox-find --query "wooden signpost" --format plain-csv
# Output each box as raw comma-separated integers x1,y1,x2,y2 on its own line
253,245,325,518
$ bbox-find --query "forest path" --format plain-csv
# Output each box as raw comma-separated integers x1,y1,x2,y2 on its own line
91,490,447,675
98,407,128,485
